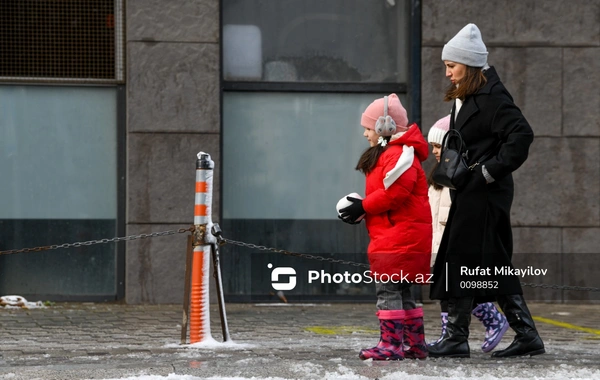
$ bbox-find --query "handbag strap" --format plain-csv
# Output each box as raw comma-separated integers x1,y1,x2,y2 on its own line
467,140,502,170
441,129,464,152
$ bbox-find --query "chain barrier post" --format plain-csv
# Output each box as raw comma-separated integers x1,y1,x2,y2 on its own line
210,224,231,342
181,234,194,345
185,152,217,344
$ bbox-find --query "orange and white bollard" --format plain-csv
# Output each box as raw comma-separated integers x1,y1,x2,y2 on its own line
188,152,217,344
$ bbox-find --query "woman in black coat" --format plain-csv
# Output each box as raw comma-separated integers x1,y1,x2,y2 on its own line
428,23,545,359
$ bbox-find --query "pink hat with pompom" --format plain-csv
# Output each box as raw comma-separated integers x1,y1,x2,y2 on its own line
361,93,408,135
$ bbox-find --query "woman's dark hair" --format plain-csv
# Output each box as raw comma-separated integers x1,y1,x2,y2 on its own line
427,161,443,190
444,65,487,102
356,136,391,175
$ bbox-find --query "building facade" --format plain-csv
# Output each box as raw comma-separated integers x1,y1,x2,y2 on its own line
1,0,598,304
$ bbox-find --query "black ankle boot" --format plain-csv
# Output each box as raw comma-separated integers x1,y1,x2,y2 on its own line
428,297,473,358
492,294,545,358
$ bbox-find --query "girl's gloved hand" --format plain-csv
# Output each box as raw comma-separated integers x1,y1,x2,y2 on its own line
338,215,360,225
339,197,365,224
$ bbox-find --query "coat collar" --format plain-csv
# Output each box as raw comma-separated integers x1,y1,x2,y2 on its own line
452,66,500,131
453,97,477,131
478,66,500,95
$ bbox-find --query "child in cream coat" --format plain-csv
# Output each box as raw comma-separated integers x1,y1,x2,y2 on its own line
427,115,508,353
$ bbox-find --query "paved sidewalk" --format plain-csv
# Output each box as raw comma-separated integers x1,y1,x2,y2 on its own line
1,302,600,379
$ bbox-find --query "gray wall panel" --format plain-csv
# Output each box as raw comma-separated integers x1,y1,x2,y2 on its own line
423,0,600,46
127,0,218,43
487,47,562,137
127,42,219,133
512,227,561,254
125,223,189,304
512,228,563,302
562,253,600,302
564,48,600,137
420,47,449,135
127,133,220,224
563,228,600,253
512,138,600,226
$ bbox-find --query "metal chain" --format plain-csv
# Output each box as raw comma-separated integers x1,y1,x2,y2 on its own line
0,227,195,256
220,237,600,292
220,237,370,269
520,282,600,292
3,229,599,293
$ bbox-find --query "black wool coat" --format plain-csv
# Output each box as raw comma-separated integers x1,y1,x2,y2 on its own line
430,67,534,300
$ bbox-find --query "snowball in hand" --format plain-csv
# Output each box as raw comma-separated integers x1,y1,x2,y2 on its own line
336,192,365,222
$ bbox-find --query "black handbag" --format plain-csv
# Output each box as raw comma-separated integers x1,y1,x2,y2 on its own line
432,129,496,190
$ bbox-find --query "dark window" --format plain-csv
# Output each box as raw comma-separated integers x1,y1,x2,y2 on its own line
223,0,409,84
0,0,123,82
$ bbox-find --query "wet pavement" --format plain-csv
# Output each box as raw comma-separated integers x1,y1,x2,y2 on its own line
1,302,599,379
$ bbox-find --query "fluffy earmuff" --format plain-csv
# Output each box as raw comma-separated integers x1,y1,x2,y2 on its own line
374,96,397,136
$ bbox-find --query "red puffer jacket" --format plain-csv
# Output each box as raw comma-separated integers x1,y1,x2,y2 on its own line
362,124,432,282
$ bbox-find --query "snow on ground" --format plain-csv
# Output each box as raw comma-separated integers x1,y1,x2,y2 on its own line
94,363,600,380
165,336,256,350
0,295,46,309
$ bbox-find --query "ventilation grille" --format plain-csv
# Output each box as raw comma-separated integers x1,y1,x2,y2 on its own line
0,0,124,83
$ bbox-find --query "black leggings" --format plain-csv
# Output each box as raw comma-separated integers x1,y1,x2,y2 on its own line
440,299,449,312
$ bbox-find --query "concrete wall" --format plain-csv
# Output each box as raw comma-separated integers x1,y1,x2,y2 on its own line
421,0,600,302
125,0,220,303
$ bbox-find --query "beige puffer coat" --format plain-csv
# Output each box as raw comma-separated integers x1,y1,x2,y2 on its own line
428,185,451,266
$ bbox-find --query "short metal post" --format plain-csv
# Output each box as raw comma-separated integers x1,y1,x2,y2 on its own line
188,152,216,344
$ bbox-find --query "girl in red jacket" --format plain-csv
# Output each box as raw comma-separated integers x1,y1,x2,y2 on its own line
339,94,432,360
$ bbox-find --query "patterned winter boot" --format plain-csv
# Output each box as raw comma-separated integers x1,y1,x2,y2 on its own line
359,310,405,361
472,302,509,353
403,308,429,359
427,312,448,347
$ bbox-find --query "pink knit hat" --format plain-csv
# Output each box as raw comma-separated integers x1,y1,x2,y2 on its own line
427,115,451,145
361,93,408,134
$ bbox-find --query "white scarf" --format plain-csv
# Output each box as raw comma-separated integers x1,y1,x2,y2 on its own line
383,145,414,190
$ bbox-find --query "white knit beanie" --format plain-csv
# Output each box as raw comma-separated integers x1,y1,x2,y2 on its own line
427,115,451,145
442,23,488,67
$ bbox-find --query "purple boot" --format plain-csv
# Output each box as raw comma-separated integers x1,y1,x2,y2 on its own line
427,312,448,347
472,302,509,352
359,310,405,360
403,308,429,359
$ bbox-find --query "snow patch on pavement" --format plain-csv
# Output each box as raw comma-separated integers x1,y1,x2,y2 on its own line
164,337,255,350
0,295,46,309
96,363,600,380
